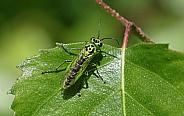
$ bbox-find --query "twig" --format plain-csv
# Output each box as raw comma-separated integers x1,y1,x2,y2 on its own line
122,22,132,48
95,0,155,44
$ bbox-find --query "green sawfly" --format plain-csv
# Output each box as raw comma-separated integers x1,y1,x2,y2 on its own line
42,21,118,91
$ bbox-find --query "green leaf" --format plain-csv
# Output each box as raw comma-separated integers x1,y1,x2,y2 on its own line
9,42,121,116
9,43,184,116
124,44,184,116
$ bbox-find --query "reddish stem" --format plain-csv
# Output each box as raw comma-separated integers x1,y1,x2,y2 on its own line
96,0,155,44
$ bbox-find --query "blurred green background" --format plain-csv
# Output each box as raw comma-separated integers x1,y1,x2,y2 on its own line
1,0,184,115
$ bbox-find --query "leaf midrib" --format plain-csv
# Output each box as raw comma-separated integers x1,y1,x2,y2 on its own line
33,84,62,116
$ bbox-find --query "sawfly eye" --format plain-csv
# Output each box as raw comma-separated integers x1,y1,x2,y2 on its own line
90,37,95,42
99,42,103,47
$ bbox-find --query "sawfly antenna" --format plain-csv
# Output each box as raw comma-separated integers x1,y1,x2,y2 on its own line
101,38,119,45
97,19,102,39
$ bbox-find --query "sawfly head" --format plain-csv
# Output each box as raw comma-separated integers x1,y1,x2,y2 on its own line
90,37,103,49
90,37,119,50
